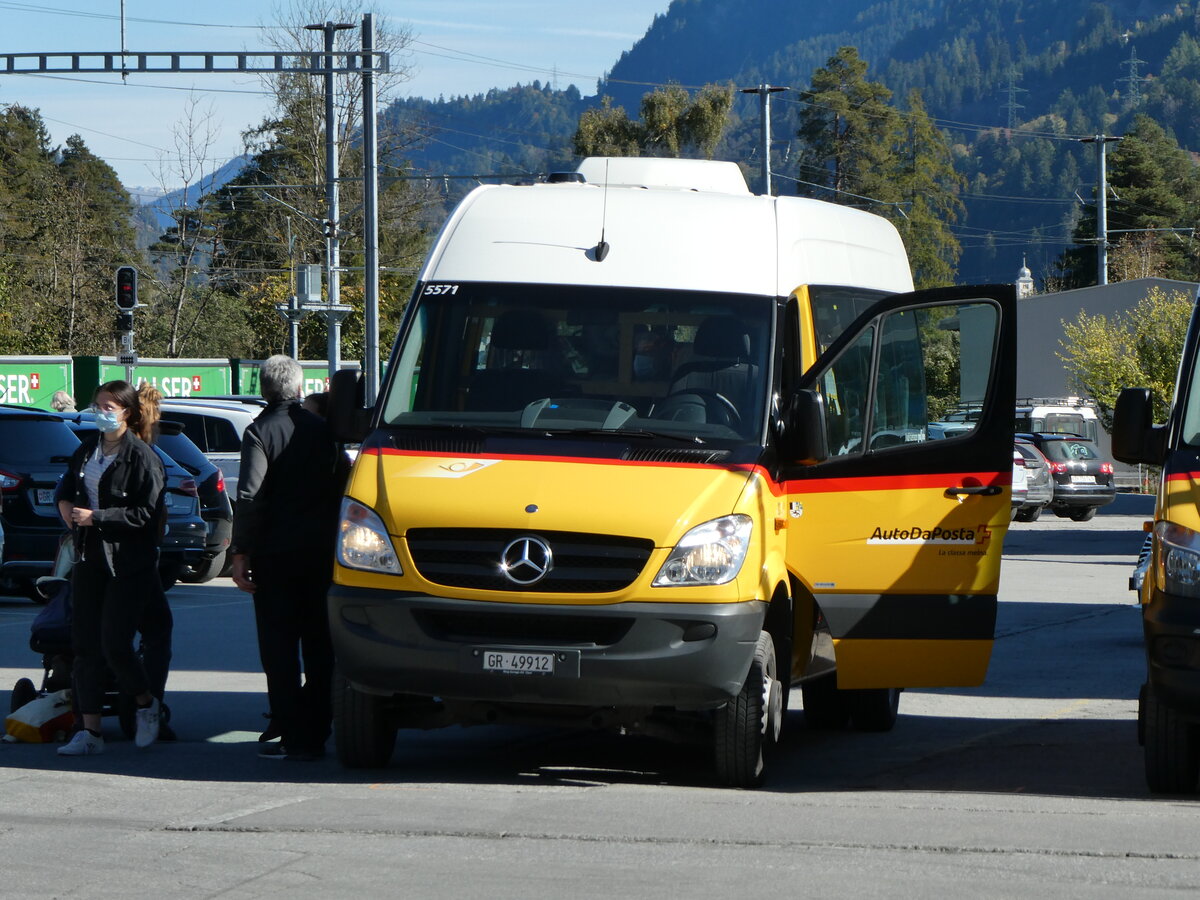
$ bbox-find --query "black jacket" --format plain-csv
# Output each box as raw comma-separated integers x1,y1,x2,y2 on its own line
230,399,346,559
60,431,165,576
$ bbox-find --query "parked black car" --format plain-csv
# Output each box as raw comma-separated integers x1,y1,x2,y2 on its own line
155,420,233,583
56,416,208,590
0,408,78,599
1016,432,1117,521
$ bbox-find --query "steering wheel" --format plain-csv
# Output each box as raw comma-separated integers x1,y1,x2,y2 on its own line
656,389,742,430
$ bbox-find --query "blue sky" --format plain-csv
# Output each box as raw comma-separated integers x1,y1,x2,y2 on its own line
0,1,668,189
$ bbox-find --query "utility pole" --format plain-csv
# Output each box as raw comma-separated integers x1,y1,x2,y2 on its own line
306,20,354,379
361,13,381,405
740,84,788,196
1079,135,1122,285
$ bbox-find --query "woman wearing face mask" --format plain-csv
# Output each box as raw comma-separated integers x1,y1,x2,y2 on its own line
55,380,166,756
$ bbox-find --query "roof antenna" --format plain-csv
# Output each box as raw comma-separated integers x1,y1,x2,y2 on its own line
593,159,610,262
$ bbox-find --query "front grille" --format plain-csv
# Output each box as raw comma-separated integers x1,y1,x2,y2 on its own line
622,447,730,464
414,608,633,646
406,528,654,593
389,435,486,454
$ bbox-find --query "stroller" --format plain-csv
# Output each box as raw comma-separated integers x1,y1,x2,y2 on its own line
9,537,173,740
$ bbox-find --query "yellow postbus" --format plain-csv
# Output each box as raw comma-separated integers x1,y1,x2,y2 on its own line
326,157,1017,786
1114,294,1200,793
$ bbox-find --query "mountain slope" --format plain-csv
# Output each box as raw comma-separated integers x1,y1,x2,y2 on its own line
349,0,1200,283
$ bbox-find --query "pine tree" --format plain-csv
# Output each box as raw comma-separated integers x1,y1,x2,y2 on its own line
795,46,902,205
573,83,735,159
1059,114,1200,286
893,90,964,288
0,107,140,355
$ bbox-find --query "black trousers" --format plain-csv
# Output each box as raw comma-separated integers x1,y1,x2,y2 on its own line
251,553,334,751
71,534,157,715
139,582,173,701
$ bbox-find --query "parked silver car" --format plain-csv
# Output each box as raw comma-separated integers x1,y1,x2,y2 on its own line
1013,437,1053,522
159,398,262,502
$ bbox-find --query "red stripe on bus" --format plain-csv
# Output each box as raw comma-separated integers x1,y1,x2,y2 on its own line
363,447,1005,494
362,445,751,471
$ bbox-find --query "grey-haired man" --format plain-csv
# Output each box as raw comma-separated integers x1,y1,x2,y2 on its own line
230,355,346,760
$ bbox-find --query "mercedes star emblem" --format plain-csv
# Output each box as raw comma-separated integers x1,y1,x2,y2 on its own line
500,536,553,585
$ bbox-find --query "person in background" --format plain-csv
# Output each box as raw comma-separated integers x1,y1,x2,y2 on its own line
230,356,346,761
50,390,76,412
55,381,165,756
302,391,329,418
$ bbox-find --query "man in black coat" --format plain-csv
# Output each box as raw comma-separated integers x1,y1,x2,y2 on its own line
230,355,347,760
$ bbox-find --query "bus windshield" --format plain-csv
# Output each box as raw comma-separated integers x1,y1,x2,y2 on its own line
380,282,773,443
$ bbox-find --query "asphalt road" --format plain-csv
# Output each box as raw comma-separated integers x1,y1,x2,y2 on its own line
2,493,1196,898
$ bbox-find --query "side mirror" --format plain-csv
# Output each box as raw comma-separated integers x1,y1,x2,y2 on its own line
782,390,829,464
327,369,371,443
1112,387,1167,465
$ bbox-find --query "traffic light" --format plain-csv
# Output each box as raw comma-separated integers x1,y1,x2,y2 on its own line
115,266,138,310
116,312,133,332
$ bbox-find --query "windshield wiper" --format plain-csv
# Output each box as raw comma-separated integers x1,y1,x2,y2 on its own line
540,428,706,444
440,423,705,444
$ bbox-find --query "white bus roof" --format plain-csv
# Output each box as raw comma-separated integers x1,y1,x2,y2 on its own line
421,157,914,298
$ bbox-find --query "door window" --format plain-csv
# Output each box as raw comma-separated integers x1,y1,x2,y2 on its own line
815,301,999,456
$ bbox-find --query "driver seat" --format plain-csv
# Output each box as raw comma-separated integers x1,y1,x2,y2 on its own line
667,316,756,419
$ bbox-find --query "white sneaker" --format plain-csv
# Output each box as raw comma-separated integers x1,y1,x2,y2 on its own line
134,698,160,748
58,730,104,756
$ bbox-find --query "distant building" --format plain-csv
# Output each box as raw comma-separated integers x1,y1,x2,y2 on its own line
1016,277,1198,398
1015,257,1035,299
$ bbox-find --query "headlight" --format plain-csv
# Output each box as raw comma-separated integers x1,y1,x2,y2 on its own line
1155,521,1200,599
653,515,752,587
336,498,402,574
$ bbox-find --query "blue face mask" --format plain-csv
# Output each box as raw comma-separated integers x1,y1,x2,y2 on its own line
94,409,123,433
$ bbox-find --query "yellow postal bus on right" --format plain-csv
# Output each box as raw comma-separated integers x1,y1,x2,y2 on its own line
1114,291,1200,793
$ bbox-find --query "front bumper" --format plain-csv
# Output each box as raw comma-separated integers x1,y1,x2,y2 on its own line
329,585,767,712
1144,585,1200,718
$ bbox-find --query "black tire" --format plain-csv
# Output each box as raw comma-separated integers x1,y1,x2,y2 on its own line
1014,506,1041,523
1069,507,1097,522
10,677,36,713
179,551,226,585
714,631,782,788
333,670,397,769
848,687,901,732
801,671,851,729
1143,684,1200,794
